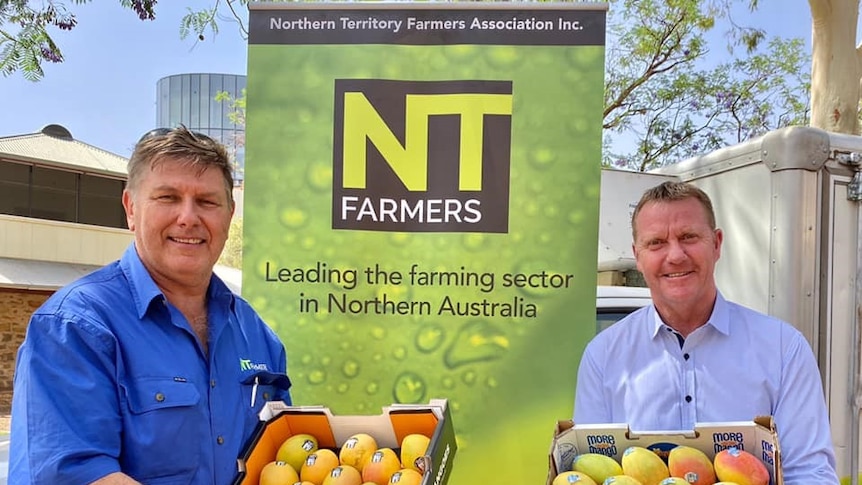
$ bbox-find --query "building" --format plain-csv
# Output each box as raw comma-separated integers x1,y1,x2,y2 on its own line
156,73,247,187
0,124,132,411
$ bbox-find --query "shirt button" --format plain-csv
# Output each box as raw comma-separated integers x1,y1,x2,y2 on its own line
217,436,225,445
155,393,165,402
210,380,216,388
263,392,270,400
685,395,692,403
683,353,690,360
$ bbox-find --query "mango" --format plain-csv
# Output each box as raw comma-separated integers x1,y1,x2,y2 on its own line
301,449,340,485
659,479,689,485
399,434,430,473
713,448,768,485
322,465,363,485
340,433,379,472
572,453,624,483
387,468,423,485
361,447,402,485
621,446,670,485
553,471,599,485
713,483,742,485
259,460,299,485
604,476,644,485
667,445,716,485
277,433,320,473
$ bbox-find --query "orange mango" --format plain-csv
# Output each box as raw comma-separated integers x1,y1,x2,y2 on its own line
667,445,716,485
713,448,769,485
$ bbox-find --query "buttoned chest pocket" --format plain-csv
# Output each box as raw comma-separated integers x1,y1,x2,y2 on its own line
240,371,292,419
123,377,202,482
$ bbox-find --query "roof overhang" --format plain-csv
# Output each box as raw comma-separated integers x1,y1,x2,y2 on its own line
0,257,242,294
0,257,101,291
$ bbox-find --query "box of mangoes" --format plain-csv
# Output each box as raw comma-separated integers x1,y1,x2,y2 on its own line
547,416,782,485
234,398,456,485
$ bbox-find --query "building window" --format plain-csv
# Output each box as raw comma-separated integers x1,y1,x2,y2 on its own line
80,174,126,227
0,160,126,229
0,160,30,216
32,166,77,222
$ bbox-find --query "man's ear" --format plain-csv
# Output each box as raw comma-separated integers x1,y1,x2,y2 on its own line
122,190,135,232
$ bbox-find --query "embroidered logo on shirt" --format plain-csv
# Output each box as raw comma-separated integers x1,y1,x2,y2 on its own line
240,359,269,371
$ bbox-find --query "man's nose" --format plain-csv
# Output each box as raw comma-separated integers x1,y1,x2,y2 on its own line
666,239,687,262
176,199,201,225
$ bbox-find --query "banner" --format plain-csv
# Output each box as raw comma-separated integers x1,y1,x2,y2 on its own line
245,3,606,483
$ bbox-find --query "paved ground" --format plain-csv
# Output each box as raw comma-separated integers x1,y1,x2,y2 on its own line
1,415,10,484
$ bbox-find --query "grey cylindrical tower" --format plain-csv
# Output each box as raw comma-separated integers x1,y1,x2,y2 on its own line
155,73,247,185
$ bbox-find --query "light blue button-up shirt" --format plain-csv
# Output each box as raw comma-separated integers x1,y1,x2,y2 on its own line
10,244,291,484
574,292,838,483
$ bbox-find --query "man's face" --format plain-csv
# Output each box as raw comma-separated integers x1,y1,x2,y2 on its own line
633,197,722,311
122,157,233,290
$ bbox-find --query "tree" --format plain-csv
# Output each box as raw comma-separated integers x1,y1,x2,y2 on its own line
0,0,157,81
603,0,810,170
1,0,818,169
217,216,243,269
808,0,860,134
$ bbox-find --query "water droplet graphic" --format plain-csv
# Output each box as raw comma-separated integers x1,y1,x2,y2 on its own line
342,359,360,378
461,370,477,386
280,207,308,228
307,369,326,385
393,371,426,404
444,320,509,368
415,324,445,353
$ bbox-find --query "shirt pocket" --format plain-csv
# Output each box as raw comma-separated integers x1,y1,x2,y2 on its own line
123,377,201,482
240,371,292,415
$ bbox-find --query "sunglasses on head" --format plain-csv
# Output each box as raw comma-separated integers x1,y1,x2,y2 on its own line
137,127,213,144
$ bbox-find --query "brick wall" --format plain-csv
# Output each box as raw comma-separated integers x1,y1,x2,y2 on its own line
0,288,51,413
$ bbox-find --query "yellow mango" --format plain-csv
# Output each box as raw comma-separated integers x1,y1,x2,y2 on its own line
572,453,624,484
620,446,670,485
553,471,599,485
603,476,644,485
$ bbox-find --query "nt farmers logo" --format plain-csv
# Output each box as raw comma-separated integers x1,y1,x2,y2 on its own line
332,79,513,233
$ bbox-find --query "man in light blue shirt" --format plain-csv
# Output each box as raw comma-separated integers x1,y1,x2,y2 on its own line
574,181,838,483
10,127,291,484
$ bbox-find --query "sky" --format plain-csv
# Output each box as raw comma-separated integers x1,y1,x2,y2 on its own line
0,1,816,159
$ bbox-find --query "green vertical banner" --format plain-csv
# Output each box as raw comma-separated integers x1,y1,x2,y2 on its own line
244,3,606,483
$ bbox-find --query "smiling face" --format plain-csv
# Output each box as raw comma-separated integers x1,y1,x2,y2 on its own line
633,197,722,326
123,156,234,292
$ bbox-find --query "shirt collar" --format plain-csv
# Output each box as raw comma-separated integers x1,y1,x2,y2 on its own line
648,290,731,338
119,243,236,319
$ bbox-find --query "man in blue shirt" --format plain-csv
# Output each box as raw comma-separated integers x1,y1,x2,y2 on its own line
574,181,838,483
10,127,291,484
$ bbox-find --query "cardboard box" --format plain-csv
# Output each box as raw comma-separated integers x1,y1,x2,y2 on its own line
235,398,456,485
547,416,782,485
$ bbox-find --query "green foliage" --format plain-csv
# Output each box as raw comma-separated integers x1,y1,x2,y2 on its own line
215,88,246,127
0,0,156,81
217,216,243,269
179,7,219,41
602,0,809,171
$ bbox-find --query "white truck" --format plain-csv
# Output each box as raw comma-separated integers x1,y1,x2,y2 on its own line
598,126,860,484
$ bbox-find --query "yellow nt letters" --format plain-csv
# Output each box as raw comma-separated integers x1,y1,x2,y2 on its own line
342,92,513,191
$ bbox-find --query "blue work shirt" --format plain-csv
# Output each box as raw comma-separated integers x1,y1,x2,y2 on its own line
10,244,291,485
574,292,838,484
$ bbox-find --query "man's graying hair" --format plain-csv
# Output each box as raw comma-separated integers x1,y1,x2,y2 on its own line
631,181,716,240
127,125,234,206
